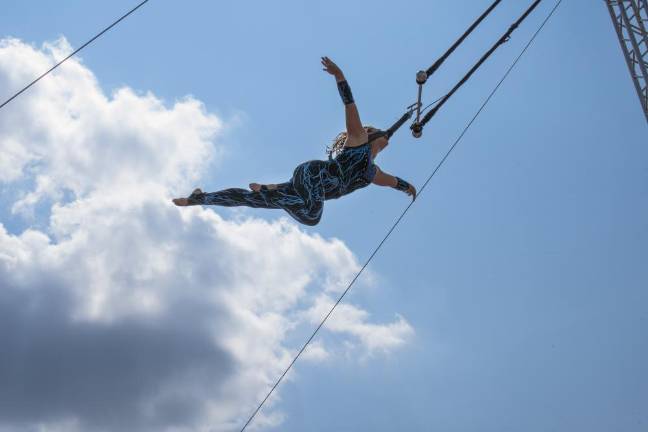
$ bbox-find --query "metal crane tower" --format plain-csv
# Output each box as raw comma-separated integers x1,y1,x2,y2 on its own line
606,0,648,123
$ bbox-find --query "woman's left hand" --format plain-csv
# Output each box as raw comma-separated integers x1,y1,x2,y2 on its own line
406,184,417,201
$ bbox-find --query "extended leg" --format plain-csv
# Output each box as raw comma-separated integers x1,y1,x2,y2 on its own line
290,161,325,225
185,183,322,226
194,188,281,209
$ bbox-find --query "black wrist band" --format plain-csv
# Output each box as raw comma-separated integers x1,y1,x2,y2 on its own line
337,80,354,105
393,177,410,192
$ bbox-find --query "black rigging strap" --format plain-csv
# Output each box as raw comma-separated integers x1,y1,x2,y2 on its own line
382,0,543,141
384,102,421,138
411,0,543,137
422,0,502,82
413,0,502,126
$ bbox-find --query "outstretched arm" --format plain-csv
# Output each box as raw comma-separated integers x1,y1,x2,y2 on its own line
372,166,417,200
321,57,367,146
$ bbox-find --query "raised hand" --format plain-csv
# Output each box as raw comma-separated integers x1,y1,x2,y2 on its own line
321,56,343,78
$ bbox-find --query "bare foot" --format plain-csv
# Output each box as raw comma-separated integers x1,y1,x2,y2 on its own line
173,198,190,206
173,188,203,206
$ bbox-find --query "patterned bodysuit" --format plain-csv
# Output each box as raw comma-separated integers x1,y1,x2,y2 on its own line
190,142,377,226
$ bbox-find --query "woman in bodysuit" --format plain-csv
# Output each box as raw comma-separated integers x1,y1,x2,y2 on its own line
172,57,416,226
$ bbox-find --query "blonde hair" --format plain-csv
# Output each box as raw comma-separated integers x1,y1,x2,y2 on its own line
327,125,378,159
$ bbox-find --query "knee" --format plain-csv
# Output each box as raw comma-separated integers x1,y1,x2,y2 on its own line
303,209,322,226
293,209,321,226
302,217,321,226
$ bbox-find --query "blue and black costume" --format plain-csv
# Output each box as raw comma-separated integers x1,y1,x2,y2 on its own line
186,76,416,225
188,137,380,226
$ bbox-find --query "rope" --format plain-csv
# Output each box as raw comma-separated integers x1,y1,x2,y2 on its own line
238,1,562,430
425,0,502,78
419,0,543,129
0,0,150,111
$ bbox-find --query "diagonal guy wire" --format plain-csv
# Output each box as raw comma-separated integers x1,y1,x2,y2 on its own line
0,0,150,111
237,1,563,431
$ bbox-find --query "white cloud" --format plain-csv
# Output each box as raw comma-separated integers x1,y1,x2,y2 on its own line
0,37,221,212
0,37,413,432
303,295,414,360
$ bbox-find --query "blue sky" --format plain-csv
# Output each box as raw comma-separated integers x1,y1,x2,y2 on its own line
1,1,647,431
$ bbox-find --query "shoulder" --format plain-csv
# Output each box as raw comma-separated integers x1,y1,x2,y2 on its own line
342,131,369,148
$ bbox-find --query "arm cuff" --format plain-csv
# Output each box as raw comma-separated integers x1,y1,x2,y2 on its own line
393,177,410,192
337,80,355,105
